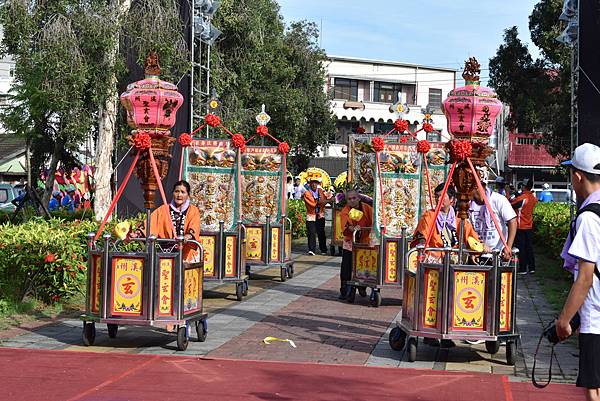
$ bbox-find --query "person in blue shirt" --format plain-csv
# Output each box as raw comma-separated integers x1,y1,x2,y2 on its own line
538,183,554,202
61,185,76,212
48,191,61,211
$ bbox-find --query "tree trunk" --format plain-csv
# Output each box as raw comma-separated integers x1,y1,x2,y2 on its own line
93,0,132,222
41,139,64,208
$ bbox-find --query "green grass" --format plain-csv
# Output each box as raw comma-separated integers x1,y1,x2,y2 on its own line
0,293,84,331
533,244,573,312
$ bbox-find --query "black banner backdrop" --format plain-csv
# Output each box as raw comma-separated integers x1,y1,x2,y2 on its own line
116,1,192,218
577,0,600,146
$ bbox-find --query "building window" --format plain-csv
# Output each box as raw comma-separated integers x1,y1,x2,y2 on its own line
333,78,358,101
426,131,441,142
428,88,443,112
516,137,539,145
374,122,394,135
372,82,417,105
374,82,402,103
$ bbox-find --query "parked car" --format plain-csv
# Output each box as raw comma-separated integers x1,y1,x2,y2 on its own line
536,188,576,204
0,183,17,212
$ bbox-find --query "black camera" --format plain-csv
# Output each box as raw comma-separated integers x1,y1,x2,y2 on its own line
543,313,580,344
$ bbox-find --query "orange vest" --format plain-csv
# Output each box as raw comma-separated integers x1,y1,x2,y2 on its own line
303,188,328,219
149,204,202,262
411,210,480,250
340,202,374,245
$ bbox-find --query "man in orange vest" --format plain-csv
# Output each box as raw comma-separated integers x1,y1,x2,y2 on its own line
511,178,538,274
303,178,332,255
339,189,374,299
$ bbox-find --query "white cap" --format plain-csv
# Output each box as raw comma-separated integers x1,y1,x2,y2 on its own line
543,183,550,189
562,143,600,175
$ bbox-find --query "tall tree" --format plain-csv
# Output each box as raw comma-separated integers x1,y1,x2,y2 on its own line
488,0,571,156
0,0,188,215
210,0,335,172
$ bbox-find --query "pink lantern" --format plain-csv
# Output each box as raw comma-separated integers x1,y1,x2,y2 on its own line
442,57,502,144
120,52,183,137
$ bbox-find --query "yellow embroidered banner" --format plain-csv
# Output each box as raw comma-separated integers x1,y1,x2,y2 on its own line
270,227,280,261
354,248,378,282
385,242,398,283
199,235,216,276
423,269,440,328
184,267,202,313
225,236,236,277
158,258,174,316
91,254,102,313
246,227,263,260
499,272,513,331
452,271,486,330
112,257,144,316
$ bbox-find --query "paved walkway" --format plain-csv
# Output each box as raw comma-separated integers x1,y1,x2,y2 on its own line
0,251,580,386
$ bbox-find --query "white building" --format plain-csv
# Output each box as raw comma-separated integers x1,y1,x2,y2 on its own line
319,55,457,162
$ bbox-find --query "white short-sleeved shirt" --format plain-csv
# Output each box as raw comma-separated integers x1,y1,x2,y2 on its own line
469,191,517,250
568,205,600,334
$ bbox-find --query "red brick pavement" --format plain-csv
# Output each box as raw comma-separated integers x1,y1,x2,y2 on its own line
208,276,402,365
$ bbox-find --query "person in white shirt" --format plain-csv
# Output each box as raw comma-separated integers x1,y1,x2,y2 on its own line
286,176,294,200
556,143,600,400
292,177,306,200
469,183,517,260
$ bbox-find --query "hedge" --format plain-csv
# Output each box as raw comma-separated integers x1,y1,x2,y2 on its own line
532,202,571,257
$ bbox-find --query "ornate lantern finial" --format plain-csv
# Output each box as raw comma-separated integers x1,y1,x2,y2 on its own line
144,51,161,76
461,57,481,83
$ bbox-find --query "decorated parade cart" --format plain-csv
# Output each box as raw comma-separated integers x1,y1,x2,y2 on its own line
184,122,249,301
81,53,208,351
345,102,449,307
241,106,294,282
388,58,520,364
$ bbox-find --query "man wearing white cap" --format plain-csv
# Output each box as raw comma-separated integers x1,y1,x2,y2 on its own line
556,143,600,400
303,177,332,255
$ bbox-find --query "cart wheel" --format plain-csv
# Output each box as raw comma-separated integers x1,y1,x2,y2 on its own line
506,341,516,366
242,280,249,296
236,283,244,301
329,245,335,256
485,340,500,354
82,322,96,346
177,326,189,351
388,327,406,351
107,323,118,339
358,287,367,298
287,264,294,279
195,320,207,342
346,286,356,303
370,290,382,308
407,337,418,362
280,267,287,282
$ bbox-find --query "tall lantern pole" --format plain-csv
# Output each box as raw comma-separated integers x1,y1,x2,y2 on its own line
120,52,184,230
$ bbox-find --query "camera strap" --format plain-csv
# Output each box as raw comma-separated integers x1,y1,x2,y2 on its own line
531,330,555,388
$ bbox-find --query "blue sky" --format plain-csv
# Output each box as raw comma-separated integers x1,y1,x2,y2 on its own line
277,0,540,85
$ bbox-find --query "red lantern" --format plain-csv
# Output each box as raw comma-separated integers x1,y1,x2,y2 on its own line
120,53,183,137
442,58,502,144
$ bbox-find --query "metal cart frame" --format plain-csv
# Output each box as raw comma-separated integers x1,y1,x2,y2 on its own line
346,226,408,307
244,215,294,282
199,220,249,301
81,234,208,351
389,246,520,365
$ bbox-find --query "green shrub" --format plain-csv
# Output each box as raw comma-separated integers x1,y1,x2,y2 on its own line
533,202,571,256
288,200,307,239
0,214,144,304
